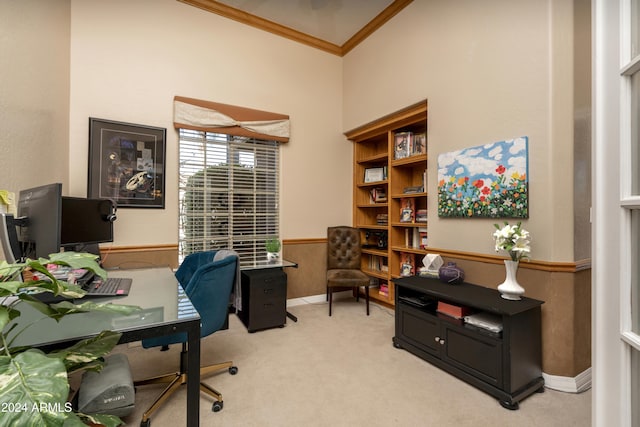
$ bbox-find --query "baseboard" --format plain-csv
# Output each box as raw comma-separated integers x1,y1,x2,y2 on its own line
287,291,353,307
542,367,592,393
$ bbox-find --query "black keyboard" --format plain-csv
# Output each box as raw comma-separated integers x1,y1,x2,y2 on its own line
84,277,132,296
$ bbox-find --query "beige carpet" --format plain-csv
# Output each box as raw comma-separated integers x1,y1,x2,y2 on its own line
113,299,591,427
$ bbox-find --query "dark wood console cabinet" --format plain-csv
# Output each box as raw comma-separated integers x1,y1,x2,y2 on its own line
392,276,544,409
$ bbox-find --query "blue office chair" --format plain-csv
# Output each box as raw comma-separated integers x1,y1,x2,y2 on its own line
134,250,239,427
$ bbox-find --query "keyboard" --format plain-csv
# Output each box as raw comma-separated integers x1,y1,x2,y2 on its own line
84,277,132,296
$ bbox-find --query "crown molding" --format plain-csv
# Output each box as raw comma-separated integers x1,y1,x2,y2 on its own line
178,0,413,57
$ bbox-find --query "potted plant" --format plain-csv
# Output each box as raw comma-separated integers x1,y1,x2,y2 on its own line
265,237,281,262
0,251,139,426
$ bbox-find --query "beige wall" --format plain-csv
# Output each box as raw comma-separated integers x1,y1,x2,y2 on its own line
66,0,350,245
343,0,582,263
0,0,70,193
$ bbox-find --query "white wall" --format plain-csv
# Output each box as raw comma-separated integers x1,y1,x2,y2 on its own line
68,0,350,245
0,0,70,193
342,0,578,262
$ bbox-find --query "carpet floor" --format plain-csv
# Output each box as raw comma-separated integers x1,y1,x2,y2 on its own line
113,299,591,427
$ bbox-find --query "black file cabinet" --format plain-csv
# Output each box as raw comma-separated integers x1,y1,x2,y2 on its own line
238,269,287,332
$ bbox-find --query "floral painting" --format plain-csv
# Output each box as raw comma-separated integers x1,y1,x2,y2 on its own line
437,136,529,218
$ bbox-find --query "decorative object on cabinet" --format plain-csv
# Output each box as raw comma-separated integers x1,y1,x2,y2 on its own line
88,117,167,209
497,260,525,300
437,136,528,218
326,226,371,316
493,221,530,300
393,275,545,410
346,100,427,307
419,253,443,278
438,261,465,284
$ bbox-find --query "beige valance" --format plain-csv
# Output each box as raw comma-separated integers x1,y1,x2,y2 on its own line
174,96,290,142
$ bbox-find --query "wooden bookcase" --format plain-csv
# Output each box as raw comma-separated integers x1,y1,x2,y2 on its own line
345,100,428,306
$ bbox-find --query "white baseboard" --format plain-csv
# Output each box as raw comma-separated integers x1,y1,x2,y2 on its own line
287,291,352,307
542,367,592,393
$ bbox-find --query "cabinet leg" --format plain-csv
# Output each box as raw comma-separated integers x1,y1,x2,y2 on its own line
499,400,519,410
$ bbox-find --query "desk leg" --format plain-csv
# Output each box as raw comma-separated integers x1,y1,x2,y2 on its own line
187,321,201,427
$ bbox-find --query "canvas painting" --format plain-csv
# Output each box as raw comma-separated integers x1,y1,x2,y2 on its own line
437,136,529,218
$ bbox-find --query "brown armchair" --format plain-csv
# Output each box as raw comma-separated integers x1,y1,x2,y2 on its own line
326,226,371,316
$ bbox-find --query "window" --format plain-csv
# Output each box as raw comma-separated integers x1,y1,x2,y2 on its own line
178,129,279,266
621,0,640,424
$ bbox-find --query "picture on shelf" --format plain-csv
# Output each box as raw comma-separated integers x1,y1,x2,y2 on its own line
400,253,415,277
364,166,386,183
394,132,412,159
400,198,415,223
412,133,426,155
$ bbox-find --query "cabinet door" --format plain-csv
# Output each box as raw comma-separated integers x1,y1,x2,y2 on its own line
441,323,503,388
397,304,441,356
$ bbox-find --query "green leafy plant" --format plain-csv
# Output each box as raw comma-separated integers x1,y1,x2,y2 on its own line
0,252,140,427
265,238,281,253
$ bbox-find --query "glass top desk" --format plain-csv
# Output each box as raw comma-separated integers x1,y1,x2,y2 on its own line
10,267,202,427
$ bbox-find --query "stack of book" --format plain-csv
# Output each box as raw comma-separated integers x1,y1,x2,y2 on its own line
416,209,427,223
376,213,388,225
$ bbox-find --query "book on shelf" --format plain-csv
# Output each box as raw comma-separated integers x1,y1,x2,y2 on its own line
376,213,388,225
368,255,388,272
400,198,415,223
379,282,389,297
403,185,424,194
423,169,428,192
369,187,387,203
394,132,412,160
419,227,428,249
400,252,415,277
412,132,426,155
416,209,428,223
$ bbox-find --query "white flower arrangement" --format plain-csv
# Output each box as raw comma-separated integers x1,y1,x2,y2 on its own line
493,221,531,262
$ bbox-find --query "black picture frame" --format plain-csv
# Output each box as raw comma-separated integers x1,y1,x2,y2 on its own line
88,118,166,208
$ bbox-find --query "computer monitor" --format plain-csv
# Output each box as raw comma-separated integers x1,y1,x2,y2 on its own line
17,183,63,259
60,197,115,253
0,213,24,263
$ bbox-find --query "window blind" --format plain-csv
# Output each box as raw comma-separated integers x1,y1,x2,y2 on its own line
178,129,279,266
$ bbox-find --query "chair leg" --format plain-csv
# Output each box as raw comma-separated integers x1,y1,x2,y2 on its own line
328,287,333,316
139,373,185,424
365,286,370,316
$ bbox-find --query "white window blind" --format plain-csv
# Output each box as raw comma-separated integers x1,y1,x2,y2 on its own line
178,129,279,266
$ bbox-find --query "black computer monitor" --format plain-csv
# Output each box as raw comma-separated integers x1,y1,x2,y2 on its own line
60,197,115,253
0,213,24,263
17,183,63,259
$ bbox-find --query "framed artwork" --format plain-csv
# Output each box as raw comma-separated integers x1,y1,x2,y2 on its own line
437,136,529,218
88,118,166,208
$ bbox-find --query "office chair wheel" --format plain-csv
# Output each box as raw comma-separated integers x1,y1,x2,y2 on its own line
229,366,238,375
212,400,224,412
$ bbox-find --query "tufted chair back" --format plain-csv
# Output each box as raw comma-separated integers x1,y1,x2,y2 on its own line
327,226,362,270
